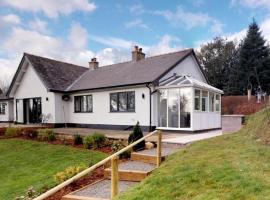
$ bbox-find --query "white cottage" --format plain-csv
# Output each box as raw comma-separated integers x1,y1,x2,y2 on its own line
3,47,223,132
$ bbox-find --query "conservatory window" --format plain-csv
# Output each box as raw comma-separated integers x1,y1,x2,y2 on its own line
180,88,191,128
168,89,179,128
201,91,208,111
209,92,215,112
158,90,168,127
215,94,221,112
194,89,201,111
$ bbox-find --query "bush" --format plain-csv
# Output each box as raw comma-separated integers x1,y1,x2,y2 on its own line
111,140,131,159
83,135,95,149
83,133,106,149
23,129,38,139
53,165,87,183
0,128,6,136
5,127,21,137
92,132,106,147
73,134,83,145
37,129,56,141
128,122,145,151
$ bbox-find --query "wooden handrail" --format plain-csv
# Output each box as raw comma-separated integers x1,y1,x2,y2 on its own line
33,130,159,200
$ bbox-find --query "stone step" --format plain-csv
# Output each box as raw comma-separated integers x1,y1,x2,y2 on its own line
62,179,137,200
104,161,156,182
131,147,177,164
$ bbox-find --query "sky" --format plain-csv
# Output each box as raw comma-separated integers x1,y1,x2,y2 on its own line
1,0,270,82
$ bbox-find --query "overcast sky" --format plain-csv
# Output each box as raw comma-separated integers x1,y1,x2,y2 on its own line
1,0,270,81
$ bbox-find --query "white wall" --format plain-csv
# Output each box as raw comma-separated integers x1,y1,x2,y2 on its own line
160,54,207,83
193,112,221,130
67,86,150,127
12,63,56,123
0,100,13,122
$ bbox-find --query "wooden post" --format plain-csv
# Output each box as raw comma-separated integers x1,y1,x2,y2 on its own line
157,130,162,167
111,155,119,199
247,89,251,102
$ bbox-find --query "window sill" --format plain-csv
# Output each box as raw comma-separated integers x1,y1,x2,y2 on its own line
74,112,93,113
109,111,135,113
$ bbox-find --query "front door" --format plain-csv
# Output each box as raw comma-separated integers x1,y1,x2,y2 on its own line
23,98,42,124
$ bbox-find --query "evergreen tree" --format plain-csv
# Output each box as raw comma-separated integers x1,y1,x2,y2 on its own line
238,20,270,94
197,37,238,93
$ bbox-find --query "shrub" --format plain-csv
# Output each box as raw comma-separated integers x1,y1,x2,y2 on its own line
83,133,106,149
73,134,83,145
53,165,87,183
128,122,145,151
111,140,131,159
92,132,106,147
37,129,56,141
0,128,6,136
23,129,38,139
5,127,21,137
83,135,95,149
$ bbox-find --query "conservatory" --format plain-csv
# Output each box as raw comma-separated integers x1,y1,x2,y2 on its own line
157,75,223,131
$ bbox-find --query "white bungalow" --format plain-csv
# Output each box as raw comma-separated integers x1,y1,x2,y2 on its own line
2,47,223,132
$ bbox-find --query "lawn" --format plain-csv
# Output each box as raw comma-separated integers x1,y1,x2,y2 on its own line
0,139,107,200
118,108,270,200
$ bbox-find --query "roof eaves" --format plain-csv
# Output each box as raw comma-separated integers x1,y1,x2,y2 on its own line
64,82,151,94
6,54,26,96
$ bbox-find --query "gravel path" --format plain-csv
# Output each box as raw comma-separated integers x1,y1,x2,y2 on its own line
73,179,137,199
136,147,179,156
108,161,156,172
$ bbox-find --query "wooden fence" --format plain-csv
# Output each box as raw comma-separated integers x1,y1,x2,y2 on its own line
33,129,162,200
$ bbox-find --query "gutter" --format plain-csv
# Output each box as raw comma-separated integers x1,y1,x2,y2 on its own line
146,83,153,132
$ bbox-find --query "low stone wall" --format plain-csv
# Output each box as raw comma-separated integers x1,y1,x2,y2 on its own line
222,115,244,133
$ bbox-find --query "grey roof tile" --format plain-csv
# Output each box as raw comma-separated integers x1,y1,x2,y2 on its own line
25,53,88,91
23,49,193,92
68,49,193,91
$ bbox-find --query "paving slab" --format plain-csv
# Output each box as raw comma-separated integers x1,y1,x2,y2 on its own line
162,130,222,144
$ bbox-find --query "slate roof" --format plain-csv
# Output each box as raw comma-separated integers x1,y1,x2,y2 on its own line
68,49,193,92
10,48,198,93
25,53,88,91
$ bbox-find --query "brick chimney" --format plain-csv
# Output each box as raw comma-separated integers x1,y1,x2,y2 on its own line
89,58,99,70
132,46,145,61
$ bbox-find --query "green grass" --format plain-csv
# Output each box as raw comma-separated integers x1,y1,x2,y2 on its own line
118,108,270,200
0,139,107,200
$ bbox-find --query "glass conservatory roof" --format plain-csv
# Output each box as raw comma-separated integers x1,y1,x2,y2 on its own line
158,75,223,94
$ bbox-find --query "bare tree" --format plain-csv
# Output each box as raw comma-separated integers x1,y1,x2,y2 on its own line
0,77,10,94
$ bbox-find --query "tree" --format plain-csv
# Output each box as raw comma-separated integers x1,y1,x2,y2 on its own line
197,37,238,93
238,20,270,94
0,77,10,95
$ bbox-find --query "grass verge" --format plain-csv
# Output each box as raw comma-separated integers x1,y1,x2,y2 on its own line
118,107,270,200
0,138,106,200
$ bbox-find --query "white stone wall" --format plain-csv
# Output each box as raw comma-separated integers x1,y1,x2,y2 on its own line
12,63,56,123
67,86,150,127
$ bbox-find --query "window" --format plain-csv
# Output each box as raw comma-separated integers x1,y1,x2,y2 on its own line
215,94,221,112
201,91,208,111
158,90,167,127
209,92,215,112
194,89,201,111
74,95,93,112
0,103,6,114
110,91,135,112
